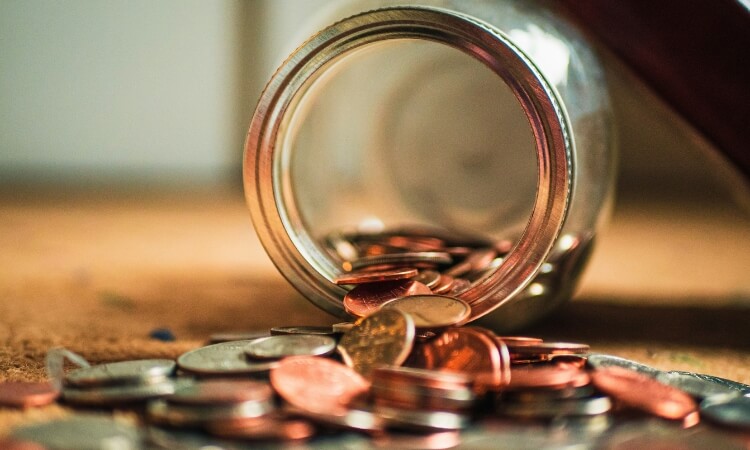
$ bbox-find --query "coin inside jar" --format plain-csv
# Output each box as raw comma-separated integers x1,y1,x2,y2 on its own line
334,267,419,285
343,279,431,318
244,335,337,360
380,294,471,329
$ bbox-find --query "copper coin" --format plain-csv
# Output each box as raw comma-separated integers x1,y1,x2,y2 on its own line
168,379,273,406
207,417,315,441
591,366,698,420
335,267,419,285
372,366,472,391
431,275,455,295
342,252,452,272
408,327,509,391
448,278,472,296
508,366,591,390
343,279,431,318
380,295,471,330
382,235,446,252
507,342,590,361
270,356,370,415
550,354,588,369
412,270,441,289
338,309,415,378
496,336,544,346
0,382,59,408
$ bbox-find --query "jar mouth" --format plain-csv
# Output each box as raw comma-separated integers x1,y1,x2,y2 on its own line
244,6,572,322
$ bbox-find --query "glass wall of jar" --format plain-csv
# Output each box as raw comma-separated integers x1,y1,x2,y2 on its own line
244,0,615,331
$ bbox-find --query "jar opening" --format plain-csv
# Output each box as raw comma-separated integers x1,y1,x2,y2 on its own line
246,7,572,322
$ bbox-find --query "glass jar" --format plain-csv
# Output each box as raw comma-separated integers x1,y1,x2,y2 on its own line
244,0,615,331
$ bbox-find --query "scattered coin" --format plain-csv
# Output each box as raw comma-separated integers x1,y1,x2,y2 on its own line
285,405,385,433
700,394,750,429
498,394,612,418
62,379,182,405
65,359,176,387
177,340,279,376
11,416,141,450
206,416,316,441
168,379,273,406
508,366,590,390
343,279,432,317
374,405,470,431
586,354,662,378
590,366,698,422
381,294,471,329
209,330,270,344
412,270,441,289
244,335,337,360
656,370,743,399
270,326,336,336
271,356,370,415
338,309,415,378
0,382,59,408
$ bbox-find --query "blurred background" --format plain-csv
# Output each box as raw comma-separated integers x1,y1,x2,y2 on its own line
1,0,746,202
0,0,748,308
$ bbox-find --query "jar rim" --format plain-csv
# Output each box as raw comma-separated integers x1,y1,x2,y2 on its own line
244,6,573,322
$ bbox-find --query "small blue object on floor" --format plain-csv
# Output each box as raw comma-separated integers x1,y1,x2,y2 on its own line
149,328,175,342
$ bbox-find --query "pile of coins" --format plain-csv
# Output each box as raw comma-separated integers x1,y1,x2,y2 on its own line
3,304,750,448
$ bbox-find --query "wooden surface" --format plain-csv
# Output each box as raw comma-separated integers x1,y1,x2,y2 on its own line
0,184,748,435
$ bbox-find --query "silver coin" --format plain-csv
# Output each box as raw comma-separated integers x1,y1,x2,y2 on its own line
209,330,270,344
65,359,175,387
344,252,452,271
244,335,337,360
700,394,750,429
145,426,254,450
148,398,274,427
585,354,662,378
371,383,476,411
285,406,384,433
270,326,336,336
498,394,612,418
177,341,279,376
502,384,596,403
656,371,744,399
11,415,141,450
374,404,469,431
62,379,185,405
666,371,750,396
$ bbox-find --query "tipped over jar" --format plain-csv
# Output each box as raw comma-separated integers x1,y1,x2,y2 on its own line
244,0,615,331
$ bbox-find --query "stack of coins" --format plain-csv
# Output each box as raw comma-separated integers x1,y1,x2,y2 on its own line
61,359,180,406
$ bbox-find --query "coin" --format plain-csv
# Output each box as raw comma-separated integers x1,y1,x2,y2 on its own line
0,382,59,408
62,379,181,405
177,341,279,376
412,270,441,289
335,267,419,285
431,275,455,294
508,366,590,390
332,322,356,334
270,326,336,336
168,379,273,406
65,359,176,387
244,335,337,360
590,366,698,421
656,371,743,399
11,415,141,450
373,405,470,431
271,356,370,416
586,354,662,378
148,398,274,427
661,371,750,396
380,295,471,329
342,252,452,272
507,342,590,362
338,309,415,378
498,395,612,418
285,405,385,433
209,330,270,344
207,417,316,441
343,280,432,318
496,336,544,346
408,327,509,391
700,394,750,429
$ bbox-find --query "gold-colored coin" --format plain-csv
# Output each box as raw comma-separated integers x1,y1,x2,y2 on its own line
380,295,471,330
337,309,415,378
